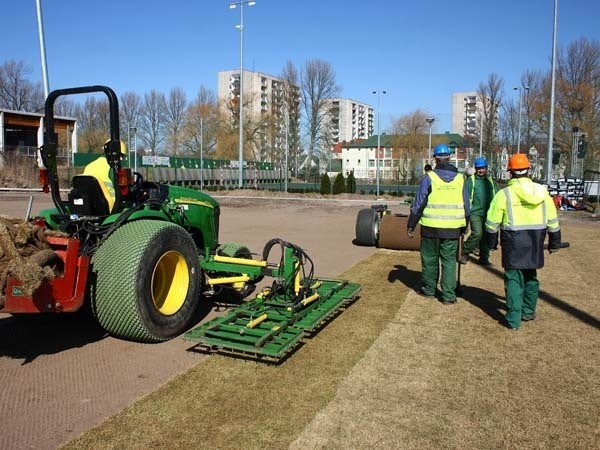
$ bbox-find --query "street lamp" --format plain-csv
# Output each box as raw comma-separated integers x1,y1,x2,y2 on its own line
284,107,289,193
200,117,204,188
478,110,484,157
546,0,558,184
229,0,256,189
514,86,529,153
130,126,137,174
372,90,386,197
426,117,435,163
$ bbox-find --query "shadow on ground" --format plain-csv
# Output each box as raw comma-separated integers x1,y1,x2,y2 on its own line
0,310,107,364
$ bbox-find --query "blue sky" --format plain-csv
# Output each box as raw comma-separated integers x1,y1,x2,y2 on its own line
3,0,600,133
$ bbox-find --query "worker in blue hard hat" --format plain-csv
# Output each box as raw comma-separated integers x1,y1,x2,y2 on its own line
460,156,498,266
407,144,470,304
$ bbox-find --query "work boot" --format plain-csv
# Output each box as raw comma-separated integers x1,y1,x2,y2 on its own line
478,259,492,266
522,312,537,321
459,253,469,264
416,288,435,298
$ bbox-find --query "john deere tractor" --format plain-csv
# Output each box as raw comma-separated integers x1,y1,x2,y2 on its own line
1,86,360,358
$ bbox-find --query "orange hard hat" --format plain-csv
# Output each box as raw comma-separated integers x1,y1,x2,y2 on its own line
507,153,530,171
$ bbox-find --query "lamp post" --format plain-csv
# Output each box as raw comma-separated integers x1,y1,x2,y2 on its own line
284,107,289,193
546,0,558,184
514,86,529,154
130,127,137,174
426,117,435,164
478,110,484,157
35,0,49,98
200,117,204,188
229,0,256,189
372,90,386,197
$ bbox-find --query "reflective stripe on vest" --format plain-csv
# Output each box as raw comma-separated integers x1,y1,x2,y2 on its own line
419,172,466,228
501,188,547,231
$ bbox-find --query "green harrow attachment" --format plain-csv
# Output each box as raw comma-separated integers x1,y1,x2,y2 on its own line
184,278,361,361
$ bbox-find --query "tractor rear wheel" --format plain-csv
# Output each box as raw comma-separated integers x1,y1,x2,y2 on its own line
90,221,201,342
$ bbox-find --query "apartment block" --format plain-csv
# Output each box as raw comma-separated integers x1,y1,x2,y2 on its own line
217,69,300,162
326,98,374,143
451,92,481,138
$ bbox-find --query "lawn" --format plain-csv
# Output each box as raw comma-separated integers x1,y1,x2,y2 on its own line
63,215,600,449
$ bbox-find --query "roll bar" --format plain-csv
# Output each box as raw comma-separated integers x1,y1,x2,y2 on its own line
40,85,122,215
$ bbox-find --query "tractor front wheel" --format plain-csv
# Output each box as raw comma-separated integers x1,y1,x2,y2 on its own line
90,221,201,342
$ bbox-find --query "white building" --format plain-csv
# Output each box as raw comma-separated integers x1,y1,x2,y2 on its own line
217,69,300,162
325,98,374,143
451,92,483,138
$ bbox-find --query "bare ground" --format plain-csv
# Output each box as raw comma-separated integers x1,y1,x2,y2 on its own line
1,190,599,450
0,190,383,450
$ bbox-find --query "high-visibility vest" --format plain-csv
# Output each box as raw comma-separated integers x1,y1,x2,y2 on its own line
485,179,560,233
82,156,116,211
419,172,466,229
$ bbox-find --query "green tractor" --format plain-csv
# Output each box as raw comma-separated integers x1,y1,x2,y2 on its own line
1,86,360,358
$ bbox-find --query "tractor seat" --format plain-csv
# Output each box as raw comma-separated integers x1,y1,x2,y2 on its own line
68,175,110,216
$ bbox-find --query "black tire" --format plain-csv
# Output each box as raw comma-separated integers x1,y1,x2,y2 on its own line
355,208,380,246
90,221,201,342
216,243,257,297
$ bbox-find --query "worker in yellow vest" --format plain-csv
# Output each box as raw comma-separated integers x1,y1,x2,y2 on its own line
407,144,470,304
485,153,561,330
82,140,127,212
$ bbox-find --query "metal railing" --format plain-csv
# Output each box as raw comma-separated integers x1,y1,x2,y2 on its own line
0,145,70,159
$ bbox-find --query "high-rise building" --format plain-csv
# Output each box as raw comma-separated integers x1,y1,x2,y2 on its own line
451,92,482,138
325,98,374,143
217,69,300,162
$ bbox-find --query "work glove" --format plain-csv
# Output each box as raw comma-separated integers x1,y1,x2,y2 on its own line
407,228,415,239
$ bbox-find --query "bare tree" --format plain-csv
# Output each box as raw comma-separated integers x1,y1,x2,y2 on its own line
281,60,302,176
391,109,431,182
555,38,600,169
301,59,341,176
520,70,545,150
183,85,218,156
0,60,44,112
498,97,518,149
119,91,142,151
164,87,188,156
478,73,504,163
54,98,78,118
75,97,110,153
140,90,167,155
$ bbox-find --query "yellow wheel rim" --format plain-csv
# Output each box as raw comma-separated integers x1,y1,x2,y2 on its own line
151,251,189,316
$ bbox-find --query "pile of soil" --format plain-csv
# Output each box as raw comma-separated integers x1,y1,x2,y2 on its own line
0,217,64,305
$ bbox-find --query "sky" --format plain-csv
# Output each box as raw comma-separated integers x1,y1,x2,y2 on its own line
3,0,600,133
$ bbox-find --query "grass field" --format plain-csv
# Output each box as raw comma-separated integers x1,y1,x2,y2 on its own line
62,216,600,450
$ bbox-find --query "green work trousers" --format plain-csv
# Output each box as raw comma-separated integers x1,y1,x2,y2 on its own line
504,268,539,328
463,214,490,262
420,237,458,302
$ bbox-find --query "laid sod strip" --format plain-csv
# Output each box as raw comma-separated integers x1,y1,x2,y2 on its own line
61,250,417,450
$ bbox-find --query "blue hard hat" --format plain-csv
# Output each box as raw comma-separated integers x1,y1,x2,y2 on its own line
474,157,488,168
433,144,451,157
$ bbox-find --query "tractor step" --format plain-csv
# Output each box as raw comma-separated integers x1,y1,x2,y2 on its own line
184,279,361,361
